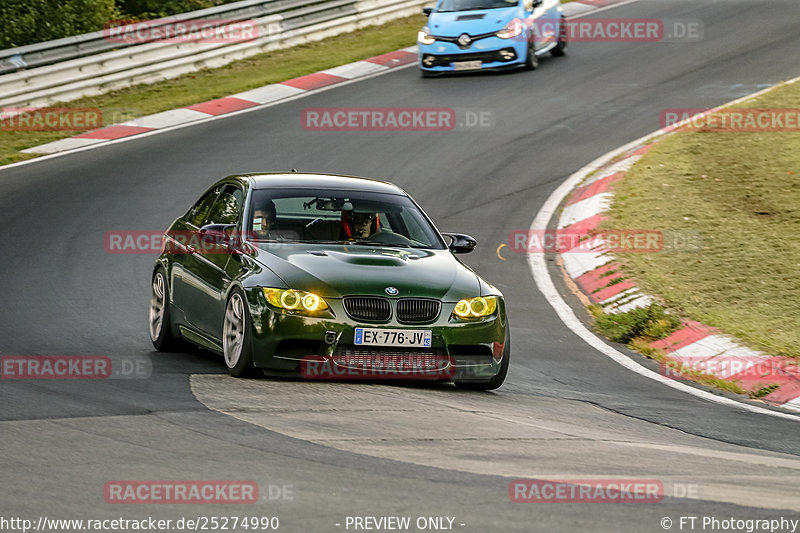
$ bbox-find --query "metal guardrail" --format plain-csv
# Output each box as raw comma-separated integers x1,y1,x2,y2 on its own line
0,0,425,108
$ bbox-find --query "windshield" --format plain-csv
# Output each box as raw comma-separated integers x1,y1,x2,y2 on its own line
437,0,517,12
247,188,446,249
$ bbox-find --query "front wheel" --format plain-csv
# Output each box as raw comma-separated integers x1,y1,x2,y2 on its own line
454,327,510,391
223,289,257,377
551,15,568,57
149,267,183,351
524,38,539,70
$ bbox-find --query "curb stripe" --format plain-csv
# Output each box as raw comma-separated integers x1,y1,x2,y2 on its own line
122,108,211,129
75,125,154,139
565,172,622,207
651,321,715,353
185,97,259,116
322,61,390,79
364,50,417,66
281,73,347,91
765,381,800,405
592,279,636,303
562,249,609,280
560,213,605,235
559,194,612,228
21,137,106,154
574,264,622,295
231,84,305,105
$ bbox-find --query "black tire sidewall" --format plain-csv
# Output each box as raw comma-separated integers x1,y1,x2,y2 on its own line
150,267,179,351
525,37,538,70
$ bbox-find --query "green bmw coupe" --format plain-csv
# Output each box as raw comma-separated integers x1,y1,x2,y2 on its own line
149,172,509,390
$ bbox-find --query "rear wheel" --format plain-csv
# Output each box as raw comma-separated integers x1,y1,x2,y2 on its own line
551,15,568,57
149,267,183,351
454,327,510,391
223,289,257,377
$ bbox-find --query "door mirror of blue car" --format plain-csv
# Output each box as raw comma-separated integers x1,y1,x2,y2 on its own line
423,7,433,15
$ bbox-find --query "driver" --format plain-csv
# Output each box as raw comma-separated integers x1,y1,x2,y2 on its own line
252,201,277,240
341,210,380,240
350,212,376,239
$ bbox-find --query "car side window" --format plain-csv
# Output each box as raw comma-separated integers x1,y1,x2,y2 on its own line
188,186,222,227
205,185,243,226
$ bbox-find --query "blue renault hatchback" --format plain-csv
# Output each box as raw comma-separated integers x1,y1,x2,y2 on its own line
418,0,566,76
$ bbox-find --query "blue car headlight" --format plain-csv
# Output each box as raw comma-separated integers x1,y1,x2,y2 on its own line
418,26,436,45
497,18,525,39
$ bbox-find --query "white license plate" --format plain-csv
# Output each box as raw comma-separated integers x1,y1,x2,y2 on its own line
354,328,432,347
452,60,482,71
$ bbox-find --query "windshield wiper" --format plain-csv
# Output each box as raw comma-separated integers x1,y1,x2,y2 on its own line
348,240,411,248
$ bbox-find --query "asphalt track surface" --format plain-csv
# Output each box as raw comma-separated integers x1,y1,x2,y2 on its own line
2,1,800,531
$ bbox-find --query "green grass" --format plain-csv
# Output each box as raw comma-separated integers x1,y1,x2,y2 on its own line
609,80,800,359
0,15,425,166
750,384,780,399
590,303,681,344
587,304,747,393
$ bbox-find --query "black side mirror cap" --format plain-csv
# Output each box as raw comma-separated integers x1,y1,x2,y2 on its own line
423,7,433,15
442,233,477,254
198,223,236,237
198,223,240,252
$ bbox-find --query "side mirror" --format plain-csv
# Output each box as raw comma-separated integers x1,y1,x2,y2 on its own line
198,223,239,253
423,6,433,15
442,233,477,254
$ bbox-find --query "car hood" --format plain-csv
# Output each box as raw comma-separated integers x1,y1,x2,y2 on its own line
428,7,519,37
250,243,481,301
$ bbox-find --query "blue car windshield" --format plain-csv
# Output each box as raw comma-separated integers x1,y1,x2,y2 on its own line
437,0,517,12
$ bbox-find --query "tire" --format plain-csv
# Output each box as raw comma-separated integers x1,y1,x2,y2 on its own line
551,15,567,57
223,288,257,377
524,37,539,70
149,267,183,351
454,326,510,391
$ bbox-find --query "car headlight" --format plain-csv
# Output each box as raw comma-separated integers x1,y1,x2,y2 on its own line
452,296,497,319
418,27,436,45
497,18,524,39
263,288,330,314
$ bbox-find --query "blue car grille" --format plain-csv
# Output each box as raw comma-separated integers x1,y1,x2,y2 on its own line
423,48,517,68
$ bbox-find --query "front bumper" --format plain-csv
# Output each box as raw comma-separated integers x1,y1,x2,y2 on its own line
418,37,528,73
244,289,507,381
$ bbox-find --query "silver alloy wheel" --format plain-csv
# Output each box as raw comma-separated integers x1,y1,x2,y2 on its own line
149,273,165,342
223,293,246,368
